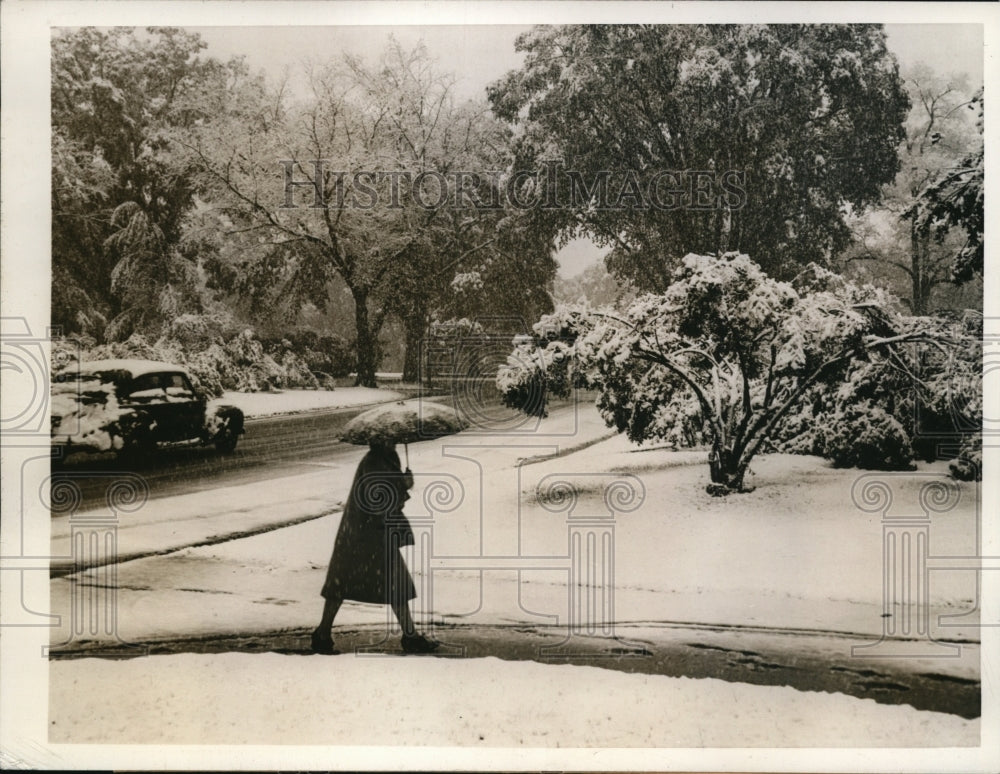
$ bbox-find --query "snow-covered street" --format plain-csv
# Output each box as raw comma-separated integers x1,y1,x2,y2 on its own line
215,386,406,418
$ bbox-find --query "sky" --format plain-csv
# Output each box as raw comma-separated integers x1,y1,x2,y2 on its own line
190,23,985,278
193,24,984,103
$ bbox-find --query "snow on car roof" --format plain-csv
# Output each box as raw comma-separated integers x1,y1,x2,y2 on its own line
76,359,190,378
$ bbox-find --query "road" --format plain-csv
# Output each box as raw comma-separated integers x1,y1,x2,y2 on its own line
57,404,407,511
57,396,572,511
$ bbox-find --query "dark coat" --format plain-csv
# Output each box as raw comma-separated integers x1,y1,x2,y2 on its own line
321,446,416,604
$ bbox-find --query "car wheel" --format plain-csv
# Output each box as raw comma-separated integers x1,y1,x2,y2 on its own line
215,426,239,454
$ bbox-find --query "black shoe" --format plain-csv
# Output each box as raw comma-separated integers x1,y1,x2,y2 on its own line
311,629,337,655
401,633,440,654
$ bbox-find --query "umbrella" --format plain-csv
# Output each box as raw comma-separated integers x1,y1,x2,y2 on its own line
340,401,469,465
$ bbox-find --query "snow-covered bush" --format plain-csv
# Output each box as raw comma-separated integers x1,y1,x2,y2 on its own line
499,254,960,494
51,322,338,398
497,356,549,417
183,345,228,397
225,328,267,367
808,312,982,467
819,403,915,471
430,318,486,339
770,394,826,456
949,435,981,482
87,333,161,361
321,336,355,379
224,330,285,391
909,313,982,463
163,313,229,350
275,349,320,389
498,309,588,418
261,328,354,380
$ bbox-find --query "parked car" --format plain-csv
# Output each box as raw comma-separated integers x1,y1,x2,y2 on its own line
51,359,245,460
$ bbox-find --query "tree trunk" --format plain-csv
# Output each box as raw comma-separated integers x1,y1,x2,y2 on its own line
352,287,378,388
707,439,748,494
717,206,732,255
910,221,927,316
401,308,428,384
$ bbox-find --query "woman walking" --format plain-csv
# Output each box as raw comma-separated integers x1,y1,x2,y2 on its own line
312,441,439,655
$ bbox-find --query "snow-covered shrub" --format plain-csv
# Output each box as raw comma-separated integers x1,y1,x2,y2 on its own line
299,331,354,378
498,310,588,418
226,328,267,366
182,345,228,398
261,328,353,380
190,329,322,393
233,358,285,392
163,313,228,350
819,403,915,471
321,335,355,379
222,330,281,391
910,313,982,462
87,333,161,361
497,357,549,417
770,396,825,456
771,310,982,471
50,334,94,376
54,322,339,397
499,254,950,494
430,318,485,339
275,349,320,389
949,435,981,481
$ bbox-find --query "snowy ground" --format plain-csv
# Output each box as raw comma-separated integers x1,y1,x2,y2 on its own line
47,401,987,750
49,653,977,747
53,430,982,645
214,386,405,418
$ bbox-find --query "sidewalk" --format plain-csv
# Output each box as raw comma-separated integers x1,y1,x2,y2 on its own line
48,620,981,719
49,648,978,747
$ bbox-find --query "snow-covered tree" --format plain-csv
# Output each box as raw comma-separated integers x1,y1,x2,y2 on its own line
51,27,233,340
184,40,554,387
553,262,636,309
488,24,910,288
498,253,965,494
842,66,982,314
909,86,984,286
